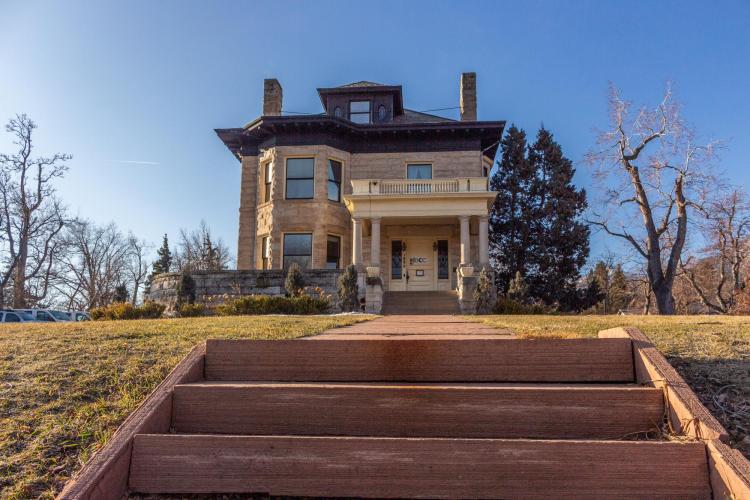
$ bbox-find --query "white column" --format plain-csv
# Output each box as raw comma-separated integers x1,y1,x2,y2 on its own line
478,215,489,266
370,217,381,267
352,217,363,265
459,215,471,265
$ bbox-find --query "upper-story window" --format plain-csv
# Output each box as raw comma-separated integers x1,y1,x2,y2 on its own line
286,158,315,199
407,164,432,179
328,159,342,202
262,162,272,203
377,104,387,122
349,101,371,124
334,106,343,118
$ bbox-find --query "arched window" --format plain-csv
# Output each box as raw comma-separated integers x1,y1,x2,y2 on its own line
378,104,387,121
334,106,342,118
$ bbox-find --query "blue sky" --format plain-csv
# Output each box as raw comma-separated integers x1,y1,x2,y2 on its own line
1,0,748,264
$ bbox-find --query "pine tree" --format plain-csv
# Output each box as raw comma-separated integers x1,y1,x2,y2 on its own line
488,126,589,309
112,284,129,303
488,126,535,292
608,264,630,313
592,261,611,313
153,234,172,275
285,262,306,297
526,127,589,308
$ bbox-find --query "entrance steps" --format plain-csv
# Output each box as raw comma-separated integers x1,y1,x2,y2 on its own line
61,326,750,499
382,290,460,314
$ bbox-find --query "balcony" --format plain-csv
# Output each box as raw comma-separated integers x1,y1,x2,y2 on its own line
350,177,490,196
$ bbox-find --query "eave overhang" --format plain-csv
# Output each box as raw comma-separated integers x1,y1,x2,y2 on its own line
215,115,506,161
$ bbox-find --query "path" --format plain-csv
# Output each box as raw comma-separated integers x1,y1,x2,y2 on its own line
314,314,515,339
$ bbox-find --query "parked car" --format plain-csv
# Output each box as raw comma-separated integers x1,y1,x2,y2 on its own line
69,311,91,321
0,310,37,322
15,309,73,322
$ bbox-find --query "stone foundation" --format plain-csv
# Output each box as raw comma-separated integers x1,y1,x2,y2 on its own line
148,269,343,311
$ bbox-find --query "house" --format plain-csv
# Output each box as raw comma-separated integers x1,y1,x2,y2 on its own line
215,73,504,303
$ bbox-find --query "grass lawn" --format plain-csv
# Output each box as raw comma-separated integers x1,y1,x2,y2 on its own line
473,315,750,458
0,315,373,499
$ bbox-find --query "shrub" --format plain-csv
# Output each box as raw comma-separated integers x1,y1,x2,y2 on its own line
90,301,166,320
492,297,547,315
284,263,305,297
178,303,206,317
216,294,330,316
337,264,359,312
473,266,495,314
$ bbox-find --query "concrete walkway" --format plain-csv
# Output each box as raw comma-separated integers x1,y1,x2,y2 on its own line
313,315,514,339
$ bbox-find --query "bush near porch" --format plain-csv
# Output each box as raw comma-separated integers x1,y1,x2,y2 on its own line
0,315,372,499
472,314,750,461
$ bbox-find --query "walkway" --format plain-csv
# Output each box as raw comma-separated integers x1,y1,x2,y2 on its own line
314,314,514,339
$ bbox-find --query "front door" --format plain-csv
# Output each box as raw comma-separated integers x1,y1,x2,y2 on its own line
404,239,435,291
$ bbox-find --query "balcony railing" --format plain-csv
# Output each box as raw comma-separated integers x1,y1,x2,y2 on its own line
350,177,490,196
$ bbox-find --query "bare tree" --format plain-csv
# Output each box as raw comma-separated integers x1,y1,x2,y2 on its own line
679,188,750,313
586,84,719,314
173,221,231,272
55,219,130,310
126,234,151,305
0,114,69,307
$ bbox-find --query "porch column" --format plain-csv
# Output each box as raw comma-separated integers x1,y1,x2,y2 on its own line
459,215,471,265
370,217,381,267
352,217,364,265
478,215,489,266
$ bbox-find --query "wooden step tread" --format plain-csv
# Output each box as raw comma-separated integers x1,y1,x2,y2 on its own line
205,338,634,382
129,434,711,498
172,382,664,439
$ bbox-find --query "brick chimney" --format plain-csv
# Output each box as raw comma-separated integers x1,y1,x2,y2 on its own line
263,78,283,116
460,72,477,121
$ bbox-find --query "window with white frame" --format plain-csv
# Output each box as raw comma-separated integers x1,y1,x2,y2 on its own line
407,164,432,179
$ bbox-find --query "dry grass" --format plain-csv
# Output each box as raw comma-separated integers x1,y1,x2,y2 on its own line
0,315,373,499
472,315,750,457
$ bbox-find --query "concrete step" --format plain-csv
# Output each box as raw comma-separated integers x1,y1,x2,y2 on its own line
204,337,635,383
172,382,664,439
382,291,460,314
129,434,711,498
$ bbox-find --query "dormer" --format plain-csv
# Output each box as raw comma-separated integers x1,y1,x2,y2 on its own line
317,81,404,125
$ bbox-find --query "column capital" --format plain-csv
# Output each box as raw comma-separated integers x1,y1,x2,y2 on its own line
458,215,471,223
478,214,489,223
370,216,382,223
352,216,364,223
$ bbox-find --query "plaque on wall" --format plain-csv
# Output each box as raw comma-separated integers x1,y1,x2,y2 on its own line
416,270,425,277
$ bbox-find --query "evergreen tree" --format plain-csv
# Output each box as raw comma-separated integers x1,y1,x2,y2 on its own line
285,263,306,297
592,261,611,313
488,126,535,292
507,271,529,303
526,127,590,308
608,264,631,313
153,234,172,275
337,264,359,312
489,126,589,309
112,284,129,303
144,234,172,298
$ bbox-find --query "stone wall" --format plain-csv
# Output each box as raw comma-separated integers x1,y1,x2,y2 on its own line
148,269,344,310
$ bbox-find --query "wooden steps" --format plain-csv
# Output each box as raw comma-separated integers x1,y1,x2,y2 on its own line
205,337,635,382
60,327,750,499
172,382,664,439
129,435,710,499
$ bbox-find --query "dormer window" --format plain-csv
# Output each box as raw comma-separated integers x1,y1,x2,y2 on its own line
334,106,343,118
377,104,387,122
349,101,370,124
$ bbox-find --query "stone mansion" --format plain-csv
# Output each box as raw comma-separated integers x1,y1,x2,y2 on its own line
216,74,504,296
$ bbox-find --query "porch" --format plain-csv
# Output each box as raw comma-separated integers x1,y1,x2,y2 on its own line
344,177,496,292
